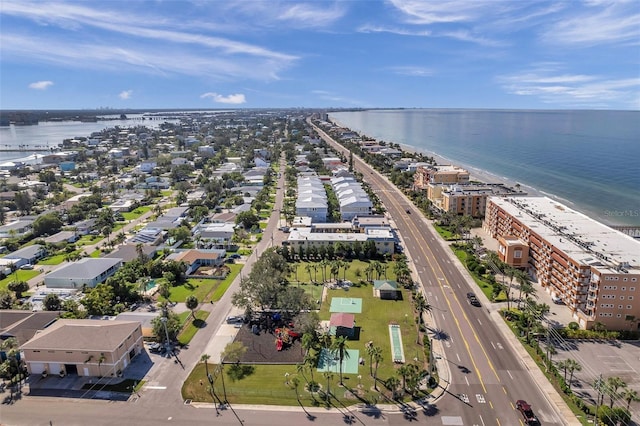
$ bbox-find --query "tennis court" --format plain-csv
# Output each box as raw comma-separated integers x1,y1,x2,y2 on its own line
316,348,360,374
329,297,363,313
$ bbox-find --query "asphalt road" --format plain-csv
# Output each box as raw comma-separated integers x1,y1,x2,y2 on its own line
310,120,569,426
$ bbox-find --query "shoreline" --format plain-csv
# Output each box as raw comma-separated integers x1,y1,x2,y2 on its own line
330,118,634,229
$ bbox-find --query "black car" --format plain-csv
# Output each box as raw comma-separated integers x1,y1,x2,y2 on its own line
466,292,481,307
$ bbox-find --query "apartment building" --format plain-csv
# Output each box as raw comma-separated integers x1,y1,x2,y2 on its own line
484,196,640,330
414,165,470,189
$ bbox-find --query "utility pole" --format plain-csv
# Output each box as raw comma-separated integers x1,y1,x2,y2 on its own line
594,373,603,426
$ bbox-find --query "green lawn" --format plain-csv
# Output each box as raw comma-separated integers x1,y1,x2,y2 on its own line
76,235,103,246
161,190,173,197
289,259,397,285
0,270,41,290
159,265,241,304
121,206,151,221
178,310,210,345
90,250,102,258
38,253,68,265
182,281,428,406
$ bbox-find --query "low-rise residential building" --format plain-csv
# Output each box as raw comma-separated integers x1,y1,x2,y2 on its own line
21,319,143,377
4,244,46,268
193,223,236,248
484,196,640,330
0,219,34,239
286,227,395,255
44,258,123,289
165,249,226,275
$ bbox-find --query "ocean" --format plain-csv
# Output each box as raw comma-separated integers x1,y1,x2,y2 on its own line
329,109,640,227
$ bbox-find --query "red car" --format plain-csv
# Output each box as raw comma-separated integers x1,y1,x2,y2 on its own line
516,400,540,425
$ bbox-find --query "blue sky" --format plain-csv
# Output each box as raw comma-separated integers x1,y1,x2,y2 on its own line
1,0,639,110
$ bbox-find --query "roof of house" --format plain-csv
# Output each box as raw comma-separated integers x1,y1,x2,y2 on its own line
45,258,122,280
5,244,44,260
44,231,77,244
166,249,224,264
21,319,141,352
329,312,355,329
0,310,59,345
373,280,398,291
104,244,157,262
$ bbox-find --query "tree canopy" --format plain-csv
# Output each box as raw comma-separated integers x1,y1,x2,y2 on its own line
232,248,312,313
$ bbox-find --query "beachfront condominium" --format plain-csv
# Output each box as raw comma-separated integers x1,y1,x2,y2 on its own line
484,196,640,331
413,164,470,189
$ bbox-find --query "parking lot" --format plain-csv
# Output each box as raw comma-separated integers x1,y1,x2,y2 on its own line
553,339,640,416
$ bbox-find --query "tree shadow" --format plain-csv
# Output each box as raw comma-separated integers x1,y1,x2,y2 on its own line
427,327,450,341
192,319,207,328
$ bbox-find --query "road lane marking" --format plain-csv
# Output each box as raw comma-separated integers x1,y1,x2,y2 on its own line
476,394,486,403
477,318,482,325
490,342,496,350
479,414,486,426
465,376,470,386
456,353,461,362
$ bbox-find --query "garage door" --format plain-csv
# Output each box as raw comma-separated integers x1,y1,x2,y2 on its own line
29,362,45,374
49,363,61,374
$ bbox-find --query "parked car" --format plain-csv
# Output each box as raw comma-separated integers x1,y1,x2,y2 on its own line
20,264,34,270
466,292,481,307
516,400,540,425
226,315,244,324
229,254,241,259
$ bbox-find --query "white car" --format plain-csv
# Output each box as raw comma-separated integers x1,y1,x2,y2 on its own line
20,264,34,270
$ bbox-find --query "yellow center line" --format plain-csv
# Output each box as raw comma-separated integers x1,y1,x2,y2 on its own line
403,204,504,384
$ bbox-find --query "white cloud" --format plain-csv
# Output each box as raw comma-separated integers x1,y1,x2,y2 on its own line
119,90,133,100
200,92,246,104
387,66,434,77
498,66,640,108
2,34,289,81
1,1,297,80
542,2,640,46
357,24,431,36
389,0,493,25
28,80,53,90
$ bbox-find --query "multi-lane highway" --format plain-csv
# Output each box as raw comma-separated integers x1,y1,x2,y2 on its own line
311,119,572,425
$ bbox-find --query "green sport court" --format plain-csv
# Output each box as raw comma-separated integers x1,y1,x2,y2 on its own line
316,348,360,374
329,297,363,313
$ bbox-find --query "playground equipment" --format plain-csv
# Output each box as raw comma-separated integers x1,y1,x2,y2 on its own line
274,327,301,350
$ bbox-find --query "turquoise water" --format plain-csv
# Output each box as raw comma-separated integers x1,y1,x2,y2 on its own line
330,109,640,227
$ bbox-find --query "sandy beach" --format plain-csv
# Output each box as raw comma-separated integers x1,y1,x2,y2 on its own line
397,142,543,197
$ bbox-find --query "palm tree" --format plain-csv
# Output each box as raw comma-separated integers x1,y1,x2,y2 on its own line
305,264,313,283
605,376,627,408
398,364,411,392
566,359,582,389
413,292,431,328
385,376,401,399
505,266,516,310
622,388,640,411
515,270,534,309
372,346,383,391
556,360,568,381
331,336,350,385
323,371,333,402
365,342,376,376
201,354,211,381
